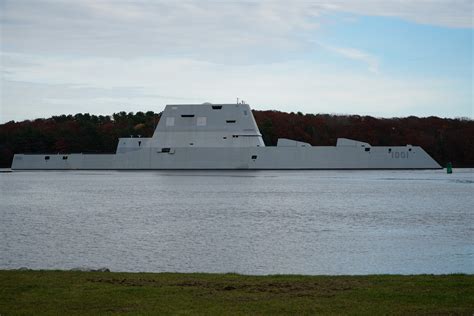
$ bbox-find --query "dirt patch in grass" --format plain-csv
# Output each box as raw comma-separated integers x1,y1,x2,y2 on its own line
86,276,361,297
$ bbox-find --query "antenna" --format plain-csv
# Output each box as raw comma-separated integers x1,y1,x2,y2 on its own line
236,97,239,104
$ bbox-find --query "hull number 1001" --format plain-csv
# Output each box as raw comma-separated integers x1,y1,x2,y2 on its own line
392,152,409,159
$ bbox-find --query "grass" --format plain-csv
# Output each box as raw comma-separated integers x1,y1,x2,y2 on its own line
0,270,473,315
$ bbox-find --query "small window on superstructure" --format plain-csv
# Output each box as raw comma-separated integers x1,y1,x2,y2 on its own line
365,148,370,152
223,137,227,139
138,141,142,147
388,148,392,153
197,117,207,126
45,156,50,160
226,120,236,123
212,105,222,110
62,156,68,160
161,148,171,153
243,110,248,116
251,155,257,160
166,117,175,126
408,148,412,151
181,114,195,118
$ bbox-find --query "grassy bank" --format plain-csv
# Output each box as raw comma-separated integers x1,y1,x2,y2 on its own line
0,270,473,315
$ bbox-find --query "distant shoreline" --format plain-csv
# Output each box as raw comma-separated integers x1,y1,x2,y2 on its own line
2,110,473,168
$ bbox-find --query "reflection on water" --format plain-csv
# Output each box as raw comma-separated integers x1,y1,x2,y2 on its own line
0,169,473,275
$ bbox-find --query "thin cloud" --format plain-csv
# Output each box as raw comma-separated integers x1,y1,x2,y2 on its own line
326,0,473,29
317,43,380,74
2,54,469,121
1,1,472,62
0,1,320,62
0,1,472,121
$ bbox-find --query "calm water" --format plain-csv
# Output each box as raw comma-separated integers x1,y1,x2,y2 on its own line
0,169,473,275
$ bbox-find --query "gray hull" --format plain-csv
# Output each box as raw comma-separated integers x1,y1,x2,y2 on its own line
10,103,442,170
12,145,441,170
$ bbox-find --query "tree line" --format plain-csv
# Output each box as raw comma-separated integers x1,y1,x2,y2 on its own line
1,110,473,167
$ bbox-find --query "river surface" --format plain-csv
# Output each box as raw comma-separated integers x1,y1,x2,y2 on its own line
0,169,473,275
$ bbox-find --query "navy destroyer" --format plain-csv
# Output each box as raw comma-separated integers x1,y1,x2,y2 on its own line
11,103,441,170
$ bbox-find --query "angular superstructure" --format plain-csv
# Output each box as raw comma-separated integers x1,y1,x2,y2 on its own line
11,103,442,170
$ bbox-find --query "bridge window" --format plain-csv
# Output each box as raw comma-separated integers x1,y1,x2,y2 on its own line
166,117,175,126
251,155,257,160
365,148,370,152
212,105,222,110
226,120,236,123
44,156,50,160
62,156,68,160
197,117,207,126
181,114,195,118
161,148,171,153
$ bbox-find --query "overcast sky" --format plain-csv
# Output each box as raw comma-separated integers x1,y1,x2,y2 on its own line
1,0,472,122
